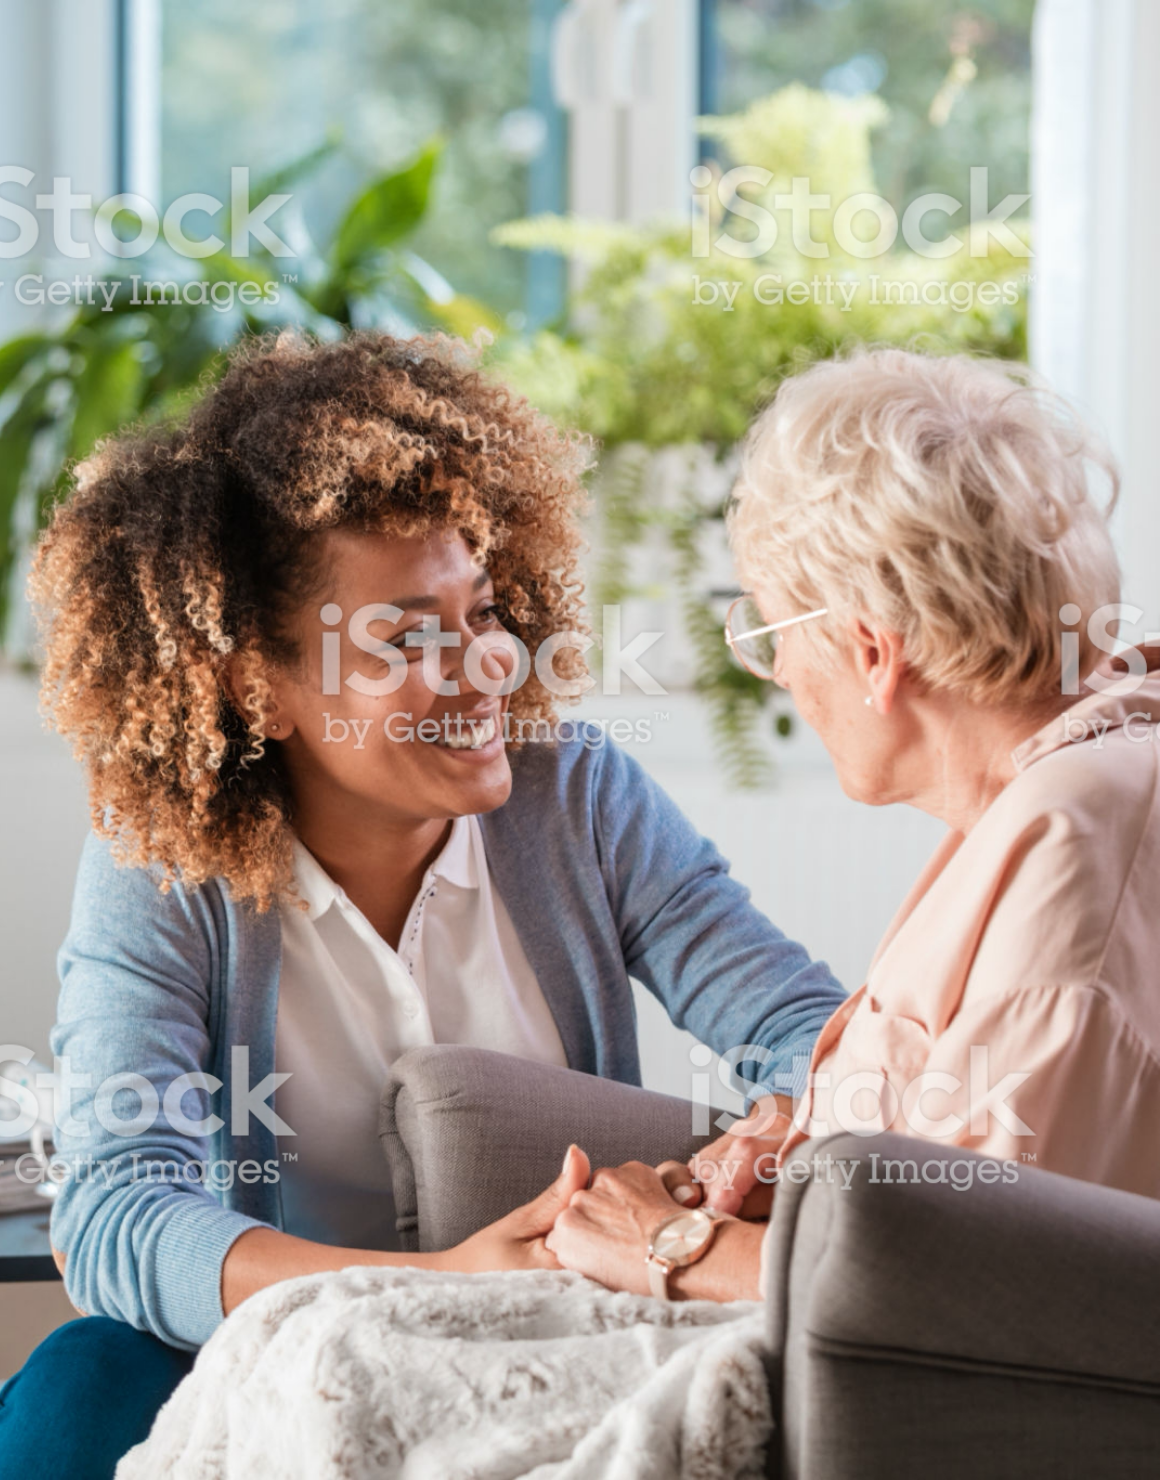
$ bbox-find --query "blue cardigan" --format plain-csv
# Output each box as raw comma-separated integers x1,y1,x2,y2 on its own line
49,735,845,1348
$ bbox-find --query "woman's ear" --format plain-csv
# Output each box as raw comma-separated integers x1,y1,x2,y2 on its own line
849,618,906,715
223,653,295,741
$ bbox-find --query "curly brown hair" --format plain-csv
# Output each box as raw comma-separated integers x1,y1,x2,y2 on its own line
29,330,591,909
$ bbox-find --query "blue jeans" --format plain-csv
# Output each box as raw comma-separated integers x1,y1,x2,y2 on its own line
0,1317,194,1479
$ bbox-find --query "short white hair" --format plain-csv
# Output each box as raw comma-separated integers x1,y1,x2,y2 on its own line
728,348,1121,705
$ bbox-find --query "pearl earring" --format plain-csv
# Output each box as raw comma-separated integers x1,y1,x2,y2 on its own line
269,722,280,734
864,696,873,707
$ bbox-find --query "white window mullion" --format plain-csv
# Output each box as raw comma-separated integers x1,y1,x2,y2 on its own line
119,0,162,203
620,0,697,224
553,0,698,224
553,0,622,219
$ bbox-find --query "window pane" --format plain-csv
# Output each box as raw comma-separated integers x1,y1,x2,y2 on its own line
709,0,1035,209
159,0,565,319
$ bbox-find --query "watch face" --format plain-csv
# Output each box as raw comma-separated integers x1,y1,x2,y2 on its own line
651,1210,714,1266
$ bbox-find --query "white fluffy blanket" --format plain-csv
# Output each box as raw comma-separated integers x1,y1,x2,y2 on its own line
116,1267,770,1480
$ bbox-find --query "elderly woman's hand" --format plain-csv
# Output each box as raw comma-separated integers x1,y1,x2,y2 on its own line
656,1094,794,1219
544,1160,683,1297
547,1159,768,1303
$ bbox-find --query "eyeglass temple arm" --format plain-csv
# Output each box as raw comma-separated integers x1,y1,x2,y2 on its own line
727,606,829,644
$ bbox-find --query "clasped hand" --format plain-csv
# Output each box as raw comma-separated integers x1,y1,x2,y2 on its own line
444,1095,792,1299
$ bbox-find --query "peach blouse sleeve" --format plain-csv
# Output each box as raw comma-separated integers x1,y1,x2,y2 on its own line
917,980,1160,1191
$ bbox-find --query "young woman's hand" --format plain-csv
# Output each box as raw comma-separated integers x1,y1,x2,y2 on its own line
439,1145,592,1274
656,1093,794,1219
222,1149,591,1310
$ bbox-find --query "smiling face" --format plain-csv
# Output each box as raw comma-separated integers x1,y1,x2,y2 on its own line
265,527,516,829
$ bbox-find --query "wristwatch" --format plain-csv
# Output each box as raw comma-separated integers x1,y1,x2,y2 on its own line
644,1206,727,1301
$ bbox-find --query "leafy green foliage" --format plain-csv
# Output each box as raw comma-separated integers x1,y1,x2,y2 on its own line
331,141,441,275
158,0,543,317
0,139,493,645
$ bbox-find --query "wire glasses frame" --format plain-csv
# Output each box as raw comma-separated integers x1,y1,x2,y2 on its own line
724,597,829,680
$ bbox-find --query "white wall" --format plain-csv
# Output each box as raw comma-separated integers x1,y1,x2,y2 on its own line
0,670,89,1061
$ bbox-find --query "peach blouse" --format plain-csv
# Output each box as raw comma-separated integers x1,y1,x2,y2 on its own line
779,675,1160,1197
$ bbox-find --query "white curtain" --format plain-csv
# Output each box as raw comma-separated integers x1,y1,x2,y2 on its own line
1031,0,1160,628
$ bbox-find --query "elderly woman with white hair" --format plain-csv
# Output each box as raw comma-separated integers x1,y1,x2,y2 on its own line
544,346,1160,1303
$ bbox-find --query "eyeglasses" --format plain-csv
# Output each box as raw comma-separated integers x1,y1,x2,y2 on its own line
724,596,829,680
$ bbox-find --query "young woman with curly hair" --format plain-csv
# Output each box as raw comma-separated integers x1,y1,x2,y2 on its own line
0,331,844,1479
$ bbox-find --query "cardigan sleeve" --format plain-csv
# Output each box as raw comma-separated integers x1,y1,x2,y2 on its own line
589,738,848,1099
48,832,267,1350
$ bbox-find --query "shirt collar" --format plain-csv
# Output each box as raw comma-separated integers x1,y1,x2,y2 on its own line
289,839,341,922
429,814,477,890
1011,671,1160,772
290,814,478,921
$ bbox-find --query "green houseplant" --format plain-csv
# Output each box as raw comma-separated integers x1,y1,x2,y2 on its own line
0,138,497,652
489,85,1030,783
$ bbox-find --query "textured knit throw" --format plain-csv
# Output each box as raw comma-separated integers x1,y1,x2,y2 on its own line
116,1266,770,1479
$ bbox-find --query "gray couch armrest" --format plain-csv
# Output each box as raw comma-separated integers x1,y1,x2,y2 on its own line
762,1132,1160,1480
379,1046,710,1252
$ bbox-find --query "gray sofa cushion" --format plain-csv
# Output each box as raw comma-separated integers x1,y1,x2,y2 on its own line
764,1133,1160,1479
379,1045,711,1252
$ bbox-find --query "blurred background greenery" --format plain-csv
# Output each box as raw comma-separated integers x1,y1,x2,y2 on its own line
715,0,1034,210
